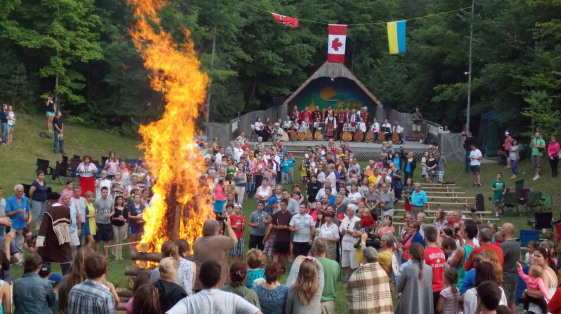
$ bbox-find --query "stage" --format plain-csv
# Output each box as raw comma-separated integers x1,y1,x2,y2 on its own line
251,140,434,161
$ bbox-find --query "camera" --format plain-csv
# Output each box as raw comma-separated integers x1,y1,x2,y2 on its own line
359,227,381,250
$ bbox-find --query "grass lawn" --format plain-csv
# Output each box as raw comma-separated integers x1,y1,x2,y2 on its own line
1,114,560,313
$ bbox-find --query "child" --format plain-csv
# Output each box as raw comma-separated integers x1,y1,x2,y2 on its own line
437,268,460,314
540,240,558,265
460,253,488,294
300,157,308,184
442,238,457,269
229,204,246,262
494,231,504,247
48,273,63,314
222,203,235,235
288,153,295,184
360,208,375,229
491,172,506,217
83,191,97,248
39,263,51,279
280,156,290,184
246,249,265,288
521,241,537,266
519,262,550,313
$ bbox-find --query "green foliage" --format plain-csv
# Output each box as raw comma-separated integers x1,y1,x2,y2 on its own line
0,0,560,134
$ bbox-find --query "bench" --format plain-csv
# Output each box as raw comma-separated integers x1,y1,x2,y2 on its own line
422,183,456,186
426,196,473,201
394,209,493,215
425,191,466,195
421,186,462,191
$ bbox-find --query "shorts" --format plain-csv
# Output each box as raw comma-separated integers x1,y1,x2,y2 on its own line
249,234,265,251
391,272,397,286
412,124,421,132
70,230,80,247
493,198,505,206
229,237,245,256
33,200,47,222
437,171,444,182
532,155,543,168
273,240,290,256
470,165,480,173
341,249,359,269
46,111,55,116
502,282,517,305
320,301,335,314
8,125,13,129
94,223,114,242
130,224,144,235
292,242,311,257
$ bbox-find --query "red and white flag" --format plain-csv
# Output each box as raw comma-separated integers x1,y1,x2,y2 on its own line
328,24,347,63
271,13,298,28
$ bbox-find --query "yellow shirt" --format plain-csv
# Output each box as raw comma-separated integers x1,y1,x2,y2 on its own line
364,168,374,178
368,175,379,186
378,248,393,278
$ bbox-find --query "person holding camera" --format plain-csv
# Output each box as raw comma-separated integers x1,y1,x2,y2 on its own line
530,131,546,180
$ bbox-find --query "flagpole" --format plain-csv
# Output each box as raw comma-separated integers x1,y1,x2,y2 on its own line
466,0,475,135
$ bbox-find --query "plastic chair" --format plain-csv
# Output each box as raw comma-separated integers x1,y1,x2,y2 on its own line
525,191,544,213
519,230,540,248
515,179,525,190
504,191,519,215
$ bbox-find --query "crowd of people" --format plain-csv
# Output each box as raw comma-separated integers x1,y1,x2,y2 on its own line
252,106,427,143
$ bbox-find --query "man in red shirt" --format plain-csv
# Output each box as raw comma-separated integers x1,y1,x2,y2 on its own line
464,228,504,270
424,225,445,312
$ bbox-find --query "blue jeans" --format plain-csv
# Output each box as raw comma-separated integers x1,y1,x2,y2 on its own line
54,130,64,152
511,159,518,175
465,151,471,173
1,123,8,144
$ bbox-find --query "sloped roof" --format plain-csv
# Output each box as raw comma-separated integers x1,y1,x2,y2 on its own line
283,61,383,106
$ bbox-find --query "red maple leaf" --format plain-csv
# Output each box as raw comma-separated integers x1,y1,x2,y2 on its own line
331,38,344,51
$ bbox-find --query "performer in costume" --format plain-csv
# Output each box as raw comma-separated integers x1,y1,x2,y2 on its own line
312,107,323,123
290,105,300,122
324,113,336,140
371,117,380,140
382,118,392,142
299,107,312,125
337,109,348,140
299,119,309,133
323,105,334,120
360,107,372,129
357,118,367,142
394,122,404,144
282,115,293,132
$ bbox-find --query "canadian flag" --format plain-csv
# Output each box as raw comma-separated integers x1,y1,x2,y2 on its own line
328,24,347,63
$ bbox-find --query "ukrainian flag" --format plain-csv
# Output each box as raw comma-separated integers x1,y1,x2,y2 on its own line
387,21,406,54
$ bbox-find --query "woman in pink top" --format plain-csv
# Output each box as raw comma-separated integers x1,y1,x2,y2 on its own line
104,151,119,179
548,136,560,178
504,132,512,169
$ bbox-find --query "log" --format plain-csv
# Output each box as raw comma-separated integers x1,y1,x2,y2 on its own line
104,241,140,249
119,297,130,304
124,266,152,277
138,261,147,269
127,277,135,290
138,242,150,253
116,287,134,298
130,251,163,263
117,303,127,311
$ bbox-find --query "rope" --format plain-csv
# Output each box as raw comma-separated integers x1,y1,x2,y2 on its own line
239,2,471,27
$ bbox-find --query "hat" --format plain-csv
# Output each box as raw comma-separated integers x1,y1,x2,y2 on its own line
48,192,61,201
39,264,51,277
234,203,242,208
48,273,63,285
288,153,293,156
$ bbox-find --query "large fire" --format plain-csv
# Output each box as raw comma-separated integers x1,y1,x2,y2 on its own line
128,0,213,255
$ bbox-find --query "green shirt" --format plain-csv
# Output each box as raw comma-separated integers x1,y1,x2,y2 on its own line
412,112,423,125
317,257,340,301
219,285,261,309
492,179,506,199
532,138,546,156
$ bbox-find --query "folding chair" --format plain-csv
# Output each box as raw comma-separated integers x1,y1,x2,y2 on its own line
503,191,519,215
525,191,544,213
519,230,540,248
547,222,561,253
70,158,82,182
515,179,525,190
542,194,553,211
35,158,54,181
101,156,108,165
527,212,553,231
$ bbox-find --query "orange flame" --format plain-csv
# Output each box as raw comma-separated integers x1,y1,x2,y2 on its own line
128,0,213,255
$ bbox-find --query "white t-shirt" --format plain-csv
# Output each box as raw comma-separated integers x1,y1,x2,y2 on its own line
326,172,337,190
167,289,259,314
95,179,112,199
470,149,482,166
348,192,362,203
371,122,380,133
319,223,340,239
463,286,507,314
289,214,314,243
339,216,361,251
233,148,244,162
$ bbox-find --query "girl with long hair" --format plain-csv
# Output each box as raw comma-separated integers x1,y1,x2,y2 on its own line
104,151,119,180
124,274,151,314
132,284,160,314
111,195,127,261
433,208,447,229
436,268,460,314
175,239,196,295
395,242,434,314
285,258,324,313
57,247,94,313
481,250,503,283
462,262,507,314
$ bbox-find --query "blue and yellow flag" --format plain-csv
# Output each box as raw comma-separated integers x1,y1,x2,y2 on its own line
387,21,406,54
